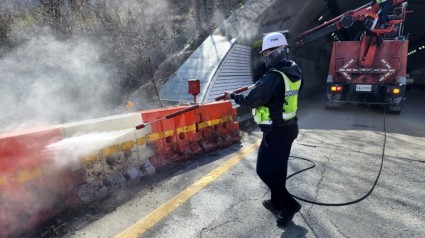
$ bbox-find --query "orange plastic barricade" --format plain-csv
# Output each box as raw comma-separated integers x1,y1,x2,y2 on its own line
142,107,185,167
212,102,241,148
196,101,241,152
170,105,203,161
140,101,241,168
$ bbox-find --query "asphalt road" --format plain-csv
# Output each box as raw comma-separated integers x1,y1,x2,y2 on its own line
35,88,425,238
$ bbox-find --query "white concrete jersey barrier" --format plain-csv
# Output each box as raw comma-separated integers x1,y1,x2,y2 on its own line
0,112,154,237
56,113,155,204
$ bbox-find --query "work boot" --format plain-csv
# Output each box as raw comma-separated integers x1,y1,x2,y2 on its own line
276,201,302,227
262,199,280,215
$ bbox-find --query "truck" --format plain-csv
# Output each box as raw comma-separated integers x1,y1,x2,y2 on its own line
295,0,409,113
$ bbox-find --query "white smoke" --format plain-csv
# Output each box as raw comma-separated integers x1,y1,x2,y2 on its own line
45,128,135,169
0,28,121,134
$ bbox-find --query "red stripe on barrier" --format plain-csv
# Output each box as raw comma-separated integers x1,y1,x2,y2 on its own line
0,126,64,237
0,126,62,181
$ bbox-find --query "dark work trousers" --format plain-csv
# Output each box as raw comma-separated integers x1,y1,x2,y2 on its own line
378,1,392,26
256,123,299,210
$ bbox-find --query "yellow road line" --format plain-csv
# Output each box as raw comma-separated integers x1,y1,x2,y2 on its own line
115,139,261,238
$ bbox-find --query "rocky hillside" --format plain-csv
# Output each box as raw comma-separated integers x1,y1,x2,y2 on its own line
0,0,246,132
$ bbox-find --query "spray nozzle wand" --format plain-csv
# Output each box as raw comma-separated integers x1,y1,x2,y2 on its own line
214,84,256,101
135,84,255,130
135,104,200,129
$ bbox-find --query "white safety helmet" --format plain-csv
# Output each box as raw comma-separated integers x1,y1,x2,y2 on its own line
261,32,288,53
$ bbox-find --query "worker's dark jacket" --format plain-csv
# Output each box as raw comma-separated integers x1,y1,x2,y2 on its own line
233,60,303,138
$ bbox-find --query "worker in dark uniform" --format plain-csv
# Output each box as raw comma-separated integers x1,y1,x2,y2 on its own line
368,0,393,28
224,32,303,227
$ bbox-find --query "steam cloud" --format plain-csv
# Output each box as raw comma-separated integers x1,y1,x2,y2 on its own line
45,128,135,169
0,0,236,134
0,0,180,134
0,29,122,134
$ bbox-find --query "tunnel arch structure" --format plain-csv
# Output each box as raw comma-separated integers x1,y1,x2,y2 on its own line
159,0,425,104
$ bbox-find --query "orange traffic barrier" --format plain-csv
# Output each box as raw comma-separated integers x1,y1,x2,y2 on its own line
213,102,241,148
0,102,241,237
171,105,203,161
196,101,240,152
142,107,184,167
141,101,241,168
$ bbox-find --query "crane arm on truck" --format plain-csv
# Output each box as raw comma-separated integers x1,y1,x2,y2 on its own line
295,0,408,67
295,0,408,47
293,0,410,114
295,3,373,47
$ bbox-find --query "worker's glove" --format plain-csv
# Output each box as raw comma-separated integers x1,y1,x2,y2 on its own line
223,92,235,100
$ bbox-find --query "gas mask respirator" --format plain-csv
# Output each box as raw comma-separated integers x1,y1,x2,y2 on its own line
263,47,288,68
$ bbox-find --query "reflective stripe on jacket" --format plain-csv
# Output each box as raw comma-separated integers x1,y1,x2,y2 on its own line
375,0,389,4
252,70,301,125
